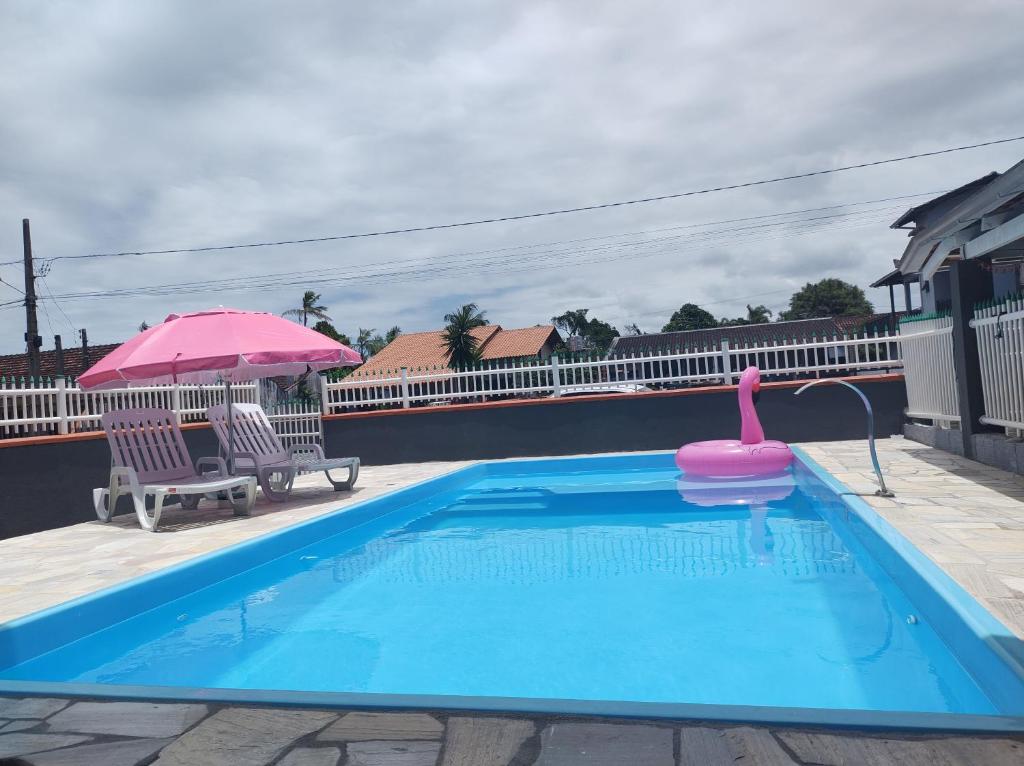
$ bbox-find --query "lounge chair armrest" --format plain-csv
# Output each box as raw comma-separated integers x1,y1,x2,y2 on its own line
109,464,138,487
233,450,264,466
288,443,325,460
195,456,229,477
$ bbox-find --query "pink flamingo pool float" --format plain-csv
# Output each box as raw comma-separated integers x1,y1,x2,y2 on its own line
675,366,794,478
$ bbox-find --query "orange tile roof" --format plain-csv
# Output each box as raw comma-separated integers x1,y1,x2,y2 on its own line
479,325,560,360
357,325,560,375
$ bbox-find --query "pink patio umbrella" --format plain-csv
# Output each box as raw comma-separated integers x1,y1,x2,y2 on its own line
79,307,362,469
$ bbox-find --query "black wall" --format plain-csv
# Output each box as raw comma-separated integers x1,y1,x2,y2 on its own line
0,377,906,540
0,427,222,540
321,378,907,462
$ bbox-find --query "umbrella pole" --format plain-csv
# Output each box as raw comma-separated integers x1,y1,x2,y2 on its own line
224,380,235,475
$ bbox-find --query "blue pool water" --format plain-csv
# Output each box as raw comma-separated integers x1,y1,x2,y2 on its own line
1,453,1022,723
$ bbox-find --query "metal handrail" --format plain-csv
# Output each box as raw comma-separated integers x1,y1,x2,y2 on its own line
794,379,895,497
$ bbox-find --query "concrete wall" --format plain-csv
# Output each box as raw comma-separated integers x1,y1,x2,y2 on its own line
0,376,907,540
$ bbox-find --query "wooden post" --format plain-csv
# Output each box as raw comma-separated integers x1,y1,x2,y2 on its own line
54,334,65,377
22,219,41,379
550,355,561,397
80,328,90,370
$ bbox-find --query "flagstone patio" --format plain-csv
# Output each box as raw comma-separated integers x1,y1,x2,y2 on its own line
0,699,1021,765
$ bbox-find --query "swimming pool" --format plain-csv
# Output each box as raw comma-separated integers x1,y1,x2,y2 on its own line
1,450,1022,730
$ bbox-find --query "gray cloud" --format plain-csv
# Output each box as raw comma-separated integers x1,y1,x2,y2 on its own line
1,0,1023,350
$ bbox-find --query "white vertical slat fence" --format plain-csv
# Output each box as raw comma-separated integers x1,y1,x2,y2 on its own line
971,294,1024,436
0,379,258,439
321,331,903,413
897,314,959,425
266,401,323,448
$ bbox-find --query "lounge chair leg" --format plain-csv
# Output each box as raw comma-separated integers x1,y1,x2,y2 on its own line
132,490,165,532
324,460,359,491
93,488,112,522
259,468,295,502
230,480,256,516
179,494,201,510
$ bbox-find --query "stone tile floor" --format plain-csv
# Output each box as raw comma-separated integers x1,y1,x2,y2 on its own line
0,700,1021,765
799,437,1024,638
2,438,1024,764
0,460,471,624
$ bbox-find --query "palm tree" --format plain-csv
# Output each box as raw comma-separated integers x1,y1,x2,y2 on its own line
356,328,376,359
282,291,331,326
745,304,773,324
442,303,488,368
385,326,402,344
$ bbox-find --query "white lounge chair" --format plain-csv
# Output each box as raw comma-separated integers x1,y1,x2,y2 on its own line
93,408,257,532
207,403,360,502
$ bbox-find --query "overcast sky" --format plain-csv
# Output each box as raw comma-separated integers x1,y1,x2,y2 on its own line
1,0,1023,353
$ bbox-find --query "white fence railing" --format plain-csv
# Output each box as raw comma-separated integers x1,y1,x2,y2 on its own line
0,331,905,436
265,402,323,449
898,314,960,425
0,378,259,439
321,331,902,413
971,295,1024,435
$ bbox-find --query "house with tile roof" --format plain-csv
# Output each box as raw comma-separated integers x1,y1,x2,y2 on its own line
0,342,120,381
357,325,562,376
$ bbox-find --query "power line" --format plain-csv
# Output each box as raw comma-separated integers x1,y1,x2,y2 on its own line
46,203,904,299
42,204,902,303
37,192,928,300
5,135,1020,265
0,277,24,295
38,277,77,333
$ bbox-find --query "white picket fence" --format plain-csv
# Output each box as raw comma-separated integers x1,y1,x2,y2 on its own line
265,402,324,449
971,295,1024,436
321,331,903,412
898,314,960,425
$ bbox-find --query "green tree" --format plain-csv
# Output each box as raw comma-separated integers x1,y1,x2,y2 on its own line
623,322,643,335
779,278,873,320
551,308,621,352
384,326,402,344
442,303,488,368
282,290,331,326
586,318,620,353
551,309,591,339
312,320,350,346
662,303,718,332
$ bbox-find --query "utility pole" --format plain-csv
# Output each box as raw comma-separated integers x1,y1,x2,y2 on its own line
22,219,42,380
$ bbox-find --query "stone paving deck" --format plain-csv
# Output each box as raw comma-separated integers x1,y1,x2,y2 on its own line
2,438,1024,764
799,438,1024,638
0,460,471,623
0,700,1020,765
